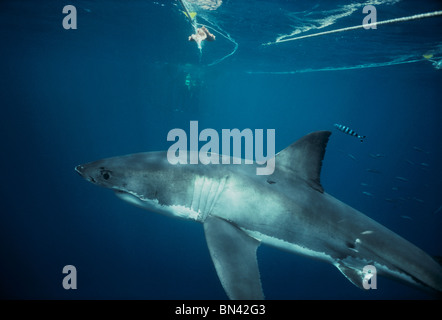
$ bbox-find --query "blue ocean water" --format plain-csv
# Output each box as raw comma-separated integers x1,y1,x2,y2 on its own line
0,0,441,300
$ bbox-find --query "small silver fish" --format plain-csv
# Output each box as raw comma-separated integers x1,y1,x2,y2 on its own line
413,146,428,153
347,154,358,162
369,153,385,159
412,197,424,203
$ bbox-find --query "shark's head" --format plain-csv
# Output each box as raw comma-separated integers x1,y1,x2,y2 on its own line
76,151,171,208
75,161,117,189
75,153,155,189
75,151,211,220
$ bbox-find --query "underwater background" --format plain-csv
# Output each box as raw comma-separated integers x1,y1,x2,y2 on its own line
1,0,441,299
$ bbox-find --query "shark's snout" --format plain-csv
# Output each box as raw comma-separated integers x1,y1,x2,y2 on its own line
75,165,84,176
75,164,96,183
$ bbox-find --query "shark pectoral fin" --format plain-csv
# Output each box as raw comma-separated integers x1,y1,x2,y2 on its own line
203,216,263,300
335,263,365,290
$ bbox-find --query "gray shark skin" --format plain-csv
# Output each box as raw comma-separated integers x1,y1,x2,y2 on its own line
75,131,442,299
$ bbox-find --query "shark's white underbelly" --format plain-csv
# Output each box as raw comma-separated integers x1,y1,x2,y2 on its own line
242,228,335,264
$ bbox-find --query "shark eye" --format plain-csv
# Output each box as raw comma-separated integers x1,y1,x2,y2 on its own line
100,169,112,180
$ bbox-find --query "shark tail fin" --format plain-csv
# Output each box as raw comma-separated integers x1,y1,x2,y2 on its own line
276,131,331,193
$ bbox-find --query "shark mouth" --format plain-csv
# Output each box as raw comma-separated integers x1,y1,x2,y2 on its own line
74,165,96,183
113,188,145,200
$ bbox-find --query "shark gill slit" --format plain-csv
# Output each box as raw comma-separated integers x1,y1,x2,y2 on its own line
192,176,210,215
200,177,212,214
196,176,206,213
203,178,218,215
190,176,202,213
200,177,222,217
208,176,228,216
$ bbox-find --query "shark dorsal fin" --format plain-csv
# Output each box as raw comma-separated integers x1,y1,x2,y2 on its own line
276,131,331,193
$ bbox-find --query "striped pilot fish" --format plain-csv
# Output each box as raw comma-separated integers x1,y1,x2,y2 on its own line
334,123,366,142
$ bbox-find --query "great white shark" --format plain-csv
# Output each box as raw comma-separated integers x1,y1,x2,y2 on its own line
75,131,442,299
